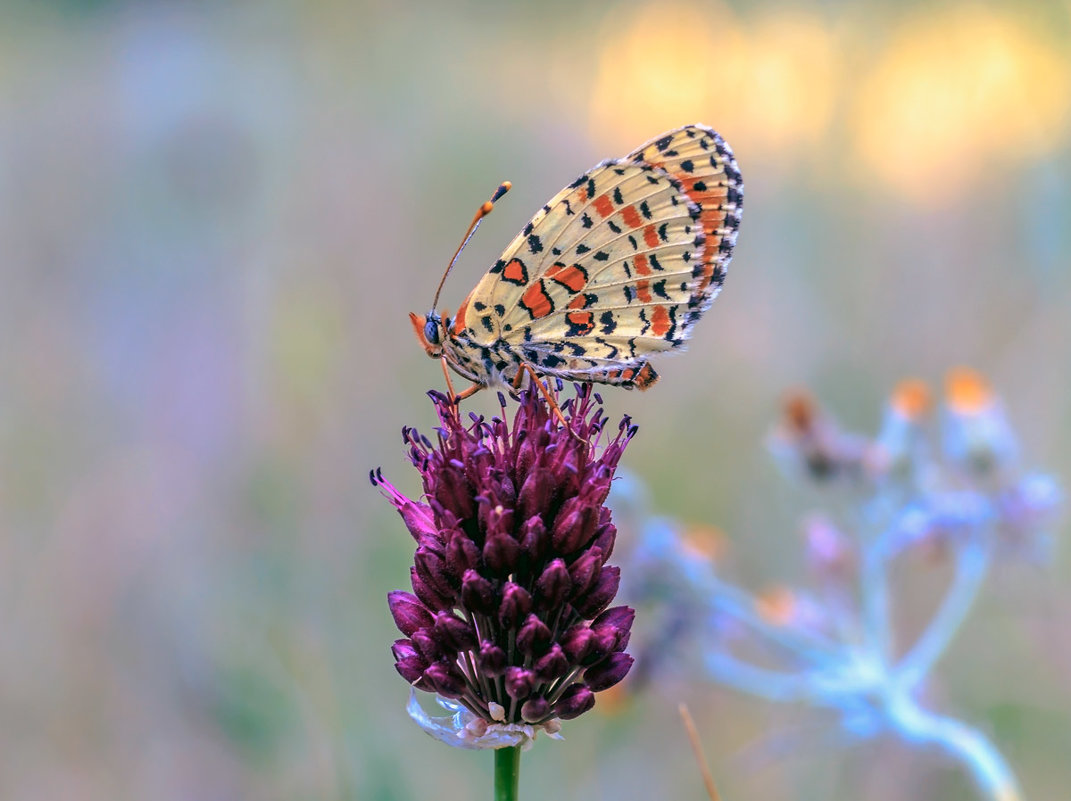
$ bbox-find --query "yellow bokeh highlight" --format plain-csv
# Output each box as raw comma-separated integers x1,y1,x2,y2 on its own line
852,7,1071,202
586,3,839,155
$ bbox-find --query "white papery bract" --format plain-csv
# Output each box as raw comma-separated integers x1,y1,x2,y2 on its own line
406,690,563,751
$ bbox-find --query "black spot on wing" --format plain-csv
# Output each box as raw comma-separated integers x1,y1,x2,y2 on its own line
527,233,543,254
594,336,618,358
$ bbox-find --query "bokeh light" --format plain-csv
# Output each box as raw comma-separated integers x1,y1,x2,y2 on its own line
587,3,840,157
852,6,1071,202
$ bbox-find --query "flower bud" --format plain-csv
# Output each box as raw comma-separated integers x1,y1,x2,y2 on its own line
477,640,508,677
484,533,522,575
433,465,474,520
533,644,569,683
519,516,549,562
460,569,496,615
414,546,455,599
517,467,555,522
504,666,534,699
387,591,433,637
592,606,634,652
411,628,444,662
516,614,552,656
534,559,572,609
555,683,595,719
573,565,620,618
584,653,633,691
391,639,428,683
551,497,599,554
410,566,453,612
423,661,467,698
498,582,532,629
521,695,550,723
561,624,595,663
434,612,477,653
444,531,480,576
567,548,602,596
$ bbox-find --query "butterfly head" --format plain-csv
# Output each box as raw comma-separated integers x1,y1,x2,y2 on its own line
409,310,448,358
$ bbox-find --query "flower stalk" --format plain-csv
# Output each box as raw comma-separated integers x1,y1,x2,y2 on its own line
494,745,521,801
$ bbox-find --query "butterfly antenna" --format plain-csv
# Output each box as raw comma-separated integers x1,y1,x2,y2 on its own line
432,181,512,310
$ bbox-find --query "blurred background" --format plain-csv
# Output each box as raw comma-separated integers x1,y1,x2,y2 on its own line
1,0,1069,799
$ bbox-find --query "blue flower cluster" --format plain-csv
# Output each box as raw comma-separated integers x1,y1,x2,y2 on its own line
619,370,1061,801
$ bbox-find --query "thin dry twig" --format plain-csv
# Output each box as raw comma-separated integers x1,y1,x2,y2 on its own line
679,703,723,801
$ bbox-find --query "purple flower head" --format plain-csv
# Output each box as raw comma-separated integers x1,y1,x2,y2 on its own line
373,384,637,748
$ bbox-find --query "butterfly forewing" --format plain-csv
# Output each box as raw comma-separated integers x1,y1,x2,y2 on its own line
441,124,742,391
628,125,743,315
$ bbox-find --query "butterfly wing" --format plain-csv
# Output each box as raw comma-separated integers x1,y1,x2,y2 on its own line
451,124,742,389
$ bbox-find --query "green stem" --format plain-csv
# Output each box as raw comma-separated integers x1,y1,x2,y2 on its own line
494,745,521,801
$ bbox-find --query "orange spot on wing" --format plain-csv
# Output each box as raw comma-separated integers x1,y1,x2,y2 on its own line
643,225,659,249
502,258,528,285
593,194,614,218
566,311,595,334
650,305,671,337
634,253,651,276
576,187,588,202
621,205,642,229
568,294,589,310
636,280,652,303
546,263,587,293
676,175,731,289
520,280,554,319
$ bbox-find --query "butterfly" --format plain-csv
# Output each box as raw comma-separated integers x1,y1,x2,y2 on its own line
411,124,743,400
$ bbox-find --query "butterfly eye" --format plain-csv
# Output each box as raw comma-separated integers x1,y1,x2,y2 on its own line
424,318,441,346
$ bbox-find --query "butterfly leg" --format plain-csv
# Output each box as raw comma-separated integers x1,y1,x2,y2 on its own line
514,362,579,436
440,356,483,403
